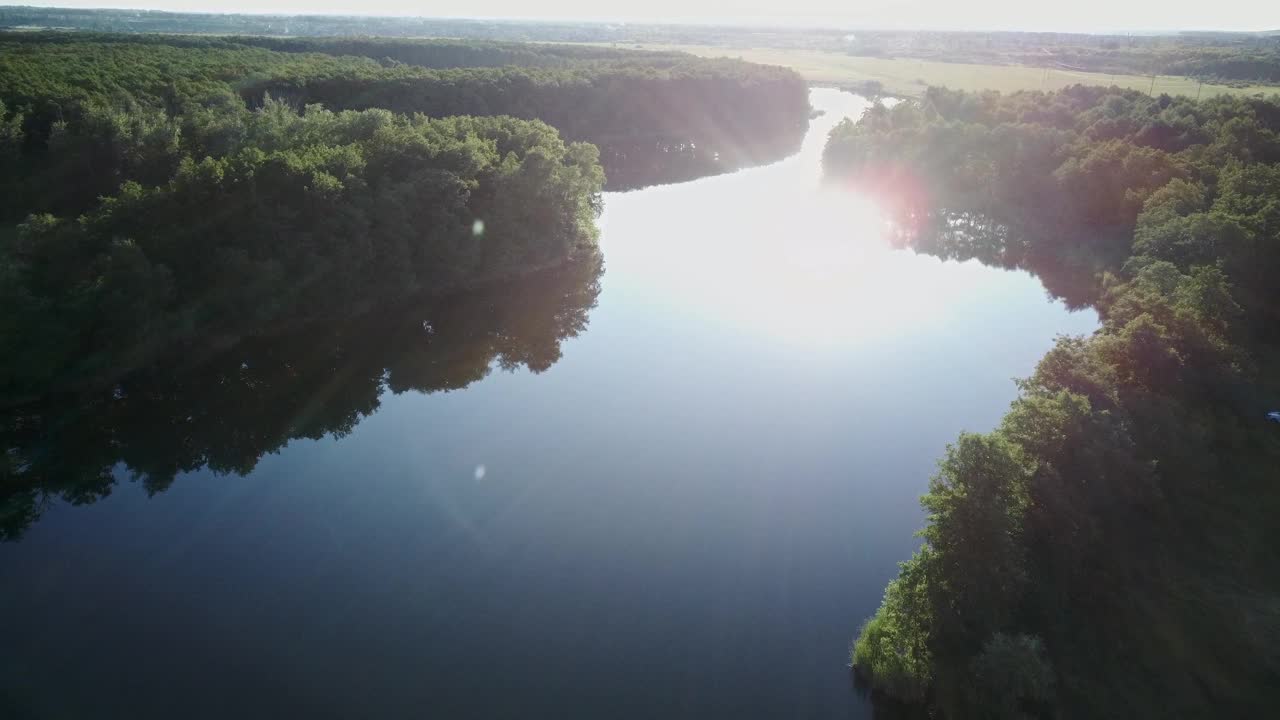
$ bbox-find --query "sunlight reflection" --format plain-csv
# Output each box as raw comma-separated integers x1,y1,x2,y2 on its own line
599,88,1048,348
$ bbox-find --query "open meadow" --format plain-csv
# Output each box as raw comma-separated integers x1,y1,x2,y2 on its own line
622,43,1280,97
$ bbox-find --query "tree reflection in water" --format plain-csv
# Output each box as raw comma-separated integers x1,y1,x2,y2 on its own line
0,252,603,540
882,205,1108,311
599,124,807,192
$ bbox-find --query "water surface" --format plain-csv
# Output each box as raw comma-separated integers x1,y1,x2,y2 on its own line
0,89,1097,719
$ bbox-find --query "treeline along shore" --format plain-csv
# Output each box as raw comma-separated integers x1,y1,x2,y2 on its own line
826,85,1280,719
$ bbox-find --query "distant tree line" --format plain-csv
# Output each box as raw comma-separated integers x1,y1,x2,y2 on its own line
229,35,690,69
0,6,633,41
1025,46,1280,85
826,85,1280,718
0,6,862,48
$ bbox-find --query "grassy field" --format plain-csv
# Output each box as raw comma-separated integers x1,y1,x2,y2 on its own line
620,44,1279,99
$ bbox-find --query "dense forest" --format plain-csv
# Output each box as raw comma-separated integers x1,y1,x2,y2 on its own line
0,33,809,193
225,35,810,188
0,251,602,541
826,86,1280,718
0,32,807,405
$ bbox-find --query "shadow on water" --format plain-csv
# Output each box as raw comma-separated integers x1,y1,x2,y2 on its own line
849,668,933,720
598,124,808,192
0,252,603,541
878,205,1109,311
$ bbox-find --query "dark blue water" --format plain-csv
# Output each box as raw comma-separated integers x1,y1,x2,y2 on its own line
0,89,1097,719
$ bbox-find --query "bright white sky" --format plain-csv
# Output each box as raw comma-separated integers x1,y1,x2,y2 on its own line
19,0,1280,33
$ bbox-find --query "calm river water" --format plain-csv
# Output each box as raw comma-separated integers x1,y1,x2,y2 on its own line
0,89,1097,719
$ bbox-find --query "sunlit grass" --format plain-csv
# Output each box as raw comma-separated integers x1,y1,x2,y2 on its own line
598,43,1278,99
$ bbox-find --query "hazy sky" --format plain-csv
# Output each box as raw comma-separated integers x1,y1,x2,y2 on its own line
20,0,1280,32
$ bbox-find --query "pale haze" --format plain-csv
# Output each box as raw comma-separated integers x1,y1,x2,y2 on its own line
18,0,1280,32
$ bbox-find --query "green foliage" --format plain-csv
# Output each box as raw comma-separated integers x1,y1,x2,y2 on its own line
0,32,809,404
0,34,666,405
0,99,21,157
922,434,1029,649
826,84,1280,323
851,551,935,703
0,32,809,197
967,633,1055,720
229,41,809,186
835,86,1280,718
0,99,603,401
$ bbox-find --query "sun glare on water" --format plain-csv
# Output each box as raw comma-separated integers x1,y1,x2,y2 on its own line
597,88,1029,350
603,168,984,348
